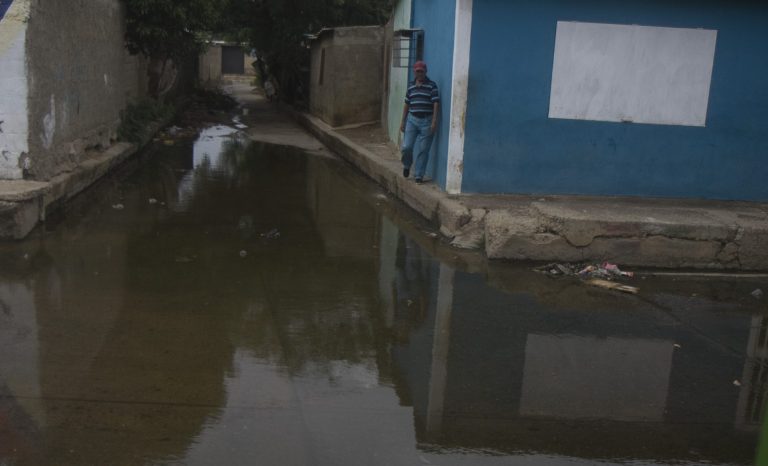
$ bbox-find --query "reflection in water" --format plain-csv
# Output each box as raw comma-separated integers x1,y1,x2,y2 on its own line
0,126,764,465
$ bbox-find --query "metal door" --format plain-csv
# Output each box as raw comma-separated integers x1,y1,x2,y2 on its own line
221,46,245,74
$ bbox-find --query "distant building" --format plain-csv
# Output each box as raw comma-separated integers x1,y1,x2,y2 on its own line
307,26,384,128
199,42,256,86
381,0,768,201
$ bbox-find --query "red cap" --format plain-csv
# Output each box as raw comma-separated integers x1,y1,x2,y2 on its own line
413,61,427,71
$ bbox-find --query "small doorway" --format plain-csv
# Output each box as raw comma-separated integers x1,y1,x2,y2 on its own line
221,46,245,74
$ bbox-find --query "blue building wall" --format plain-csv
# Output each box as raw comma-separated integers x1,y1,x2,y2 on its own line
462,0,768,200
411,0,455,187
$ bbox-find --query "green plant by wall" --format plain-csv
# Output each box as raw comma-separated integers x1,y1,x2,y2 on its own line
117,100,175,143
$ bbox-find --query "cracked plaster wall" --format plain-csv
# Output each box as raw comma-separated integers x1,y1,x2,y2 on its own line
24,0,147,180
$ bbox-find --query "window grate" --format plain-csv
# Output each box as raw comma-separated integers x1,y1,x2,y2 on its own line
392,29,424,69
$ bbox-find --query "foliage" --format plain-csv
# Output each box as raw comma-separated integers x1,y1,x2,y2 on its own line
223,0,393,103
118,99,175,143
123,0,228,60
122,0,393,102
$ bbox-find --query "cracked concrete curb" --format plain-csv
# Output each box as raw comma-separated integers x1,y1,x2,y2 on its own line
0,116,171,239
292,109,768,270
0,142,140,239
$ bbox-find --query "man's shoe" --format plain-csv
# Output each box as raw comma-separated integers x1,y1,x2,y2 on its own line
403,168,410,178
415,177,423,184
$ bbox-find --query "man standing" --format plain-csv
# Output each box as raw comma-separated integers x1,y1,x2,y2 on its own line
400,61,439,184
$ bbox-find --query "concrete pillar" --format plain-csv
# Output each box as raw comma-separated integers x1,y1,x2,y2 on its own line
445,0,473,194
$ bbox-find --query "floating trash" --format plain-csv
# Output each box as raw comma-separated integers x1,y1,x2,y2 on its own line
261,228,280,240
586,279,639,295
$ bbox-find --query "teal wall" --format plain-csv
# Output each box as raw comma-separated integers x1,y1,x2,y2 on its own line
386,0,412,146
411,0,455,187
462,0,768,201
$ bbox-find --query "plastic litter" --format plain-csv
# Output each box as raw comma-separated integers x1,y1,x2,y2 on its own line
261,228,280,240
239,250,248,258
733,380,742,387
535,262,635,280
752,289,764,299
148,198,158,205
586,279,639,294
535,262,639,293
112,203,125,210
673,344,682,349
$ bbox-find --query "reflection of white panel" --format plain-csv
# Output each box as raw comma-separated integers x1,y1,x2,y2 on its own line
549,21,717,127
520,334,673,421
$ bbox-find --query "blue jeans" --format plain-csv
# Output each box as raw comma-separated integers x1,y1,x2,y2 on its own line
401,113,434,179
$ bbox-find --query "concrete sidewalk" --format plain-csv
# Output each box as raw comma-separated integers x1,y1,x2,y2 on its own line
293,111,768,270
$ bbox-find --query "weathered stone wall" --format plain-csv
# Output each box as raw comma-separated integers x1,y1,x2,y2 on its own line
310,26,384,127
24,0,147,180
309,34,336,125
199,46,223,85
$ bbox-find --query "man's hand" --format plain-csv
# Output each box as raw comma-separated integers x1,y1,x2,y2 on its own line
430,122,437,134
400,122,406,133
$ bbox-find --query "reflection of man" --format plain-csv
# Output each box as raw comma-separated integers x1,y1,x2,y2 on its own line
400,61,440,184
392,232,431,342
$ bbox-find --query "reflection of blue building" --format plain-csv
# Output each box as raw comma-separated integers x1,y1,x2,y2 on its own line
386,240,760,463
385,0,768,201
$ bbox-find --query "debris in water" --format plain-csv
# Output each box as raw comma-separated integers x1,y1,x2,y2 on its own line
148,198,158,205
112,203,125,210
673,343,682,349
733,380,742,387
752,289,764,299
261,228,280,239
535,262,635,280
175,256,194,263
407,300,413,307
239,250,248,258
586,279,639,294
163,140,175,146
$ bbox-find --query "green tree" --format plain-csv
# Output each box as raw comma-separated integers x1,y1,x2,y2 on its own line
123,0,228,97
224,0,392,103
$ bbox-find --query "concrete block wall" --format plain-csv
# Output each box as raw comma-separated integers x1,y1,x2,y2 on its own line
310,26,384,128
0,0,148,182
24,0,148,180
200,46,224,86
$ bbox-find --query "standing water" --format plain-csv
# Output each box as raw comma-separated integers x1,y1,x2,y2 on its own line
0,118,765,465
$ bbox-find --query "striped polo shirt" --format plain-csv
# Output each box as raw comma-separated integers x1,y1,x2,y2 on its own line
405,78,439,117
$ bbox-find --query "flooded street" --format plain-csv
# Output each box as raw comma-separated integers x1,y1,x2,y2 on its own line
0,117,766,465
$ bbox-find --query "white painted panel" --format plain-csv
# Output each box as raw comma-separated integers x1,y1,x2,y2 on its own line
549,21,717,127
520,334,673,421
0,8,29,180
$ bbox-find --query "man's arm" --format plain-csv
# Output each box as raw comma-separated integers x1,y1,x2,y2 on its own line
400,103,409,132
